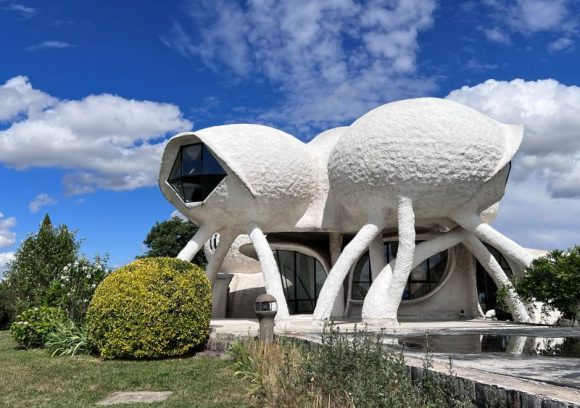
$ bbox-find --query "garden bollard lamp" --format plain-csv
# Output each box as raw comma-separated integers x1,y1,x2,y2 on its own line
254,293,277,344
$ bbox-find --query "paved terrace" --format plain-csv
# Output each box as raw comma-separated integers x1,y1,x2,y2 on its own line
210,318,580,407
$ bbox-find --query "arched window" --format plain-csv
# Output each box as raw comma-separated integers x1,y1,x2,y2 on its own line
274,250,327,314
351,242,448,301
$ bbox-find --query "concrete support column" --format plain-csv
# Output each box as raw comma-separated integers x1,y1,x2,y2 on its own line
205,232,236,286
328,232,345,317
314,222,383,323
369,233,386,281
463,235,531,323
454,211,533,273
177,224,215,262
248,226,290,320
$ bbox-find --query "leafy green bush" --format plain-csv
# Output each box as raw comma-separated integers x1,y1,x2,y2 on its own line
45,320,92,356
45,256,109,323
9,306,65,348
516,246,580,325
86,257,212,359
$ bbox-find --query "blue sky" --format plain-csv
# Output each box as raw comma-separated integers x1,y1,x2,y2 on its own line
1,0,579,274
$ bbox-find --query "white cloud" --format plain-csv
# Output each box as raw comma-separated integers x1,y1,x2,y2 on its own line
481,0,578,51
483,27,511,44
27,41,76,51
446,78,580,199
548,36,574,52
494,177,580,250
28,193,57,213
0,76,192,194
163,0,437,133
0,76,56,122
0,252,15,278
3,3,36,17
170,210,188,221
0,212,16,248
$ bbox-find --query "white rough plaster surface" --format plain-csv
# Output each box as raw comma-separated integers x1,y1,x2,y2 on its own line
176,224,215,262
367,197,415,325
328,98,522,222
205,234,261,274
159,97,542,324
463,235,531,323
205,232,236,285
362,228,468,322
454,211,534,272
248,226,289,320
313,222,382,322
328,231,345,316
369,234,386,281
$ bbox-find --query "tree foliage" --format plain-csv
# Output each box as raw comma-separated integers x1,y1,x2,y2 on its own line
141,216,207,266
3,215,79,316
516,246,580,325
1,214,108,324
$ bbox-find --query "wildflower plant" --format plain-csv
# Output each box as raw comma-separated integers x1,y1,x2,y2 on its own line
46,255,109,322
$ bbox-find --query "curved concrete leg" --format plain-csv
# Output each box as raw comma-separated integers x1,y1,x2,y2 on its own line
453,211,533,272
329,232,345,317
205,232,236,286
365,197,415,326
363,228,468,322
369,234,386,281
463,234,531,323
177,224,215,262
313,222,383,322
248,226,290,320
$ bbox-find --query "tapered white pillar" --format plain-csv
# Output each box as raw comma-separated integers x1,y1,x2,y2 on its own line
463,235,531,323
314,222,383,322
363,228,467,322
205,232,236,285
248,226,290,320
177,224,215,262
328,232,345,317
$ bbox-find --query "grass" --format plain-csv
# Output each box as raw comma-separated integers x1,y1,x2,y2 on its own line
0,331,250,408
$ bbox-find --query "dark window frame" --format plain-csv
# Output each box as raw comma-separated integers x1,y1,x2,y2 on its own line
351,241,448,301
168,143,227,203
274,249,327,315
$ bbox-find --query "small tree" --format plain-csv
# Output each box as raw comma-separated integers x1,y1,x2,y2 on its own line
140,216,207,266
516,246,580,325
3,215,79,316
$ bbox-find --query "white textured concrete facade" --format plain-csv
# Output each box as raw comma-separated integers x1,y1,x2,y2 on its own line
159,97,542,325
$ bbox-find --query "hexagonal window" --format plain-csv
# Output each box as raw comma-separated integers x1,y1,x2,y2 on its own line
168,143,226,203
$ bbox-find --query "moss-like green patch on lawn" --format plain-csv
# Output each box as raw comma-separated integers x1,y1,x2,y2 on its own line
0,331,250,408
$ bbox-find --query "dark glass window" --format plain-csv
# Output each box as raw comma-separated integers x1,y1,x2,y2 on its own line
351,241,448,301
274,250,327,315
476,245,513,318
168,143,227,203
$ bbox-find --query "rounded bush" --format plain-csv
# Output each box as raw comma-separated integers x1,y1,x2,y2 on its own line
86,257,211,359
10,306,65,348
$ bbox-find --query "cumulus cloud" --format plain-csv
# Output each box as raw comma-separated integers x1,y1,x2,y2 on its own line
28,193,57,213
481,0,578,51
162,0,437,133
447,78,580,198
27,41,76,51
0,76,192,194
0,212,16,248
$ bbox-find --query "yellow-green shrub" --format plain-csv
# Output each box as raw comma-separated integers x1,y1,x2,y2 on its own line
86,257,211,359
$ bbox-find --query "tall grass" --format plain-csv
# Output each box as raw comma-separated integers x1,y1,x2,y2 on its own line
229,324,475,408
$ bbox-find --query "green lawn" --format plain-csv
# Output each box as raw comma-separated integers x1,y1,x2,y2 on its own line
0,331,250,408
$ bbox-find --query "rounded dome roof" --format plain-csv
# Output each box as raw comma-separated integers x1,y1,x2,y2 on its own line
329,97,522,198
167,124,317,201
